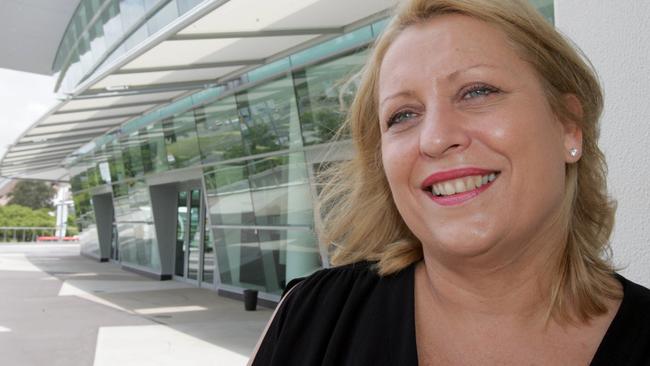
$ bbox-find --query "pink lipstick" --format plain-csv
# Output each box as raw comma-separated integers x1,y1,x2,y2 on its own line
421,168,499,206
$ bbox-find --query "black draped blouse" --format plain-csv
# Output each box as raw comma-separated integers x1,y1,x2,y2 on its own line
252,261,650,365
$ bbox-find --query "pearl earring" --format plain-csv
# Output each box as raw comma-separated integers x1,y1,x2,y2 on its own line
569,148,578,157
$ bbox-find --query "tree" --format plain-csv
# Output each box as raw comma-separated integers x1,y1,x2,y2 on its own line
8,181,56,210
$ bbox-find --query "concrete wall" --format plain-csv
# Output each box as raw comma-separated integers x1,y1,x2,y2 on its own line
149,184,180,277
555,1,650,286
92,193,114,261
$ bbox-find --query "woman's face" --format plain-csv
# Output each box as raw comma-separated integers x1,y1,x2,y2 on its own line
378,15,581,262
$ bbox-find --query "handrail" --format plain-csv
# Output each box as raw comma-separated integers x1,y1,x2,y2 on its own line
0,227,58,242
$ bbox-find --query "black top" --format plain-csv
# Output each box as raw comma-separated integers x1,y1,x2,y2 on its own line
252,261,650,365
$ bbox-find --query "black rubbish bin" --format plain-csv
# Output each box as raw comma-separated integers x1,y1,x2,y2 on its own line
244,289,258,311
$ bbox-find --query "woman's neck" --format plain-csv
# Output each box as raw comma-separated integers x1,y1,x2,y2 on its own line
418,234,565,325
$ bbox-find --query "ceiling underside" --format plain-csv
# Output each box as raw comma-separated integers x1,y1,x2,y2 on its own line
0,0,395,181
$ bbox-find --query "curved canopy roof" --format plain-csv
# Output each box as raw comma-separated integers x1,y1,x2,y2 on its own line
0,0,80,75
0,0,394,181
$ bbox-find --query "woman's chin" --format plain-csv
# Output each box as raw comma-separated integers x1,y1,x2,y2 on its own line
422,237,504,265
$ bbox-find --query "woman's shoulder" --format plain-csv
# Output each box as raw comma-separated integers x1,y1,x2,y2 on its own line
617,274,650,325
615,274,650,326
591,274,650,365
252,261,417,365
282,261,382,297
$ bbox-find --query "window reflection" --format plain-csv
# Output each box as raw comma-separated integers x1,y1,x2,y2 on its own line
293,50,368,145
163,112,202,169
195,96,245,164
236,75,303,155
205,152,321,295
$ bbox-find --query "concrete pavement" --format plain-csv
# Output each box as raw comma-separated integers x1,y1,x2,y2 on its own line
0,243,273,366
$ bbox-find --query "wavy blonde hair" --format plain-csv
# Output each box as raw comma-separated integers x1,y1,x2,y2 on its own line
319,0,619,322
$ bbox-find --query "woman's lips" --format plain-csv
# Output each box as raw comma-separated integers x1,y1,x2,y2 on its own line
421,168,500,206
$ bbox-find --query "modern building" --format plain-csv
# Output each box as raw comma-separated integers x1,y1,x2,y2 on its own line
0,0,556,304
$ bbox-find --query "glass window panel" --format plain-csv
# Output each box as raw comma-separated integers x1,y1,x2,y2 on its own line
89,20,107,64
89,0,103,14
119,0,146,29
120,0,148,50
163,112,201,169
141,121,169,173
109,140,126,182
213,227,321,295
78,169,89,190
293,49,367,145
236,75,302,156
202,207,214,283
204,163,255,226
247,154,313,227
86,166,99,188
187,189,201,280
194,96,245,164
114,180,161,270
146,0,179,34
175,191,187,276
103,0,124,47
124,23,149,50
70,174,83,192
139,127,153,173
121,132,144,178
177,0,203,14
79,33,94,75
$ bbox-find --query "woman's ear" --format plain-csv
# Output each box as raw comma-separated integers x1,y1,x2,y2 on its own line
562,94,583,163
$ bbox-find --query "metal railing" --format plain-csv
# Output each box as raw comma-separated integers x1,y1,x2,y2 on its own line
0,227,57,242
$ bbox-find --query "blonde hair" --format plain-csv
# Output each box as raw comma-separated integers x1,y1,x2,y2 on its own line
319,0,619,322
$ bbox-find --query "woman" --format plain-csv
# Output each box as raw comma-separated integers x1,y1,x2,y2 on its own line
251,0,650,364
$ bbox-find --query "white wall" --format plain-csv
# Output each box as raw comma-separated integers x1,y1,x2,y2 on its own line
555,1,650,287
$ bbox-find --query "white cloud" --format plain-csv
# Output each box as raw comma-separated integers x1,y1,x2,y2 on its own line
0,68,59,158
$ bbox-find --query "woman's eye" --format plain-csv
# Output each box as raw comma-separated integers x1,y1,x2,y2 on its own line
462,84,500,100
387,110,417,128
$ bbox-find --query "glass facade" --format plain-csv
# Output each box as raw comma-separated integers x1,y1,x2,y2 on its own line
112,180,161,270
67,0,554,298
54,0,207,93
204,152,320,294
70,43,368,292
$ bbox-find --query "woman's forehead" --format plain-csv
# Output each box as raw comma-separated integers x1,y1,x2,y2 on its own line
378,15,524,95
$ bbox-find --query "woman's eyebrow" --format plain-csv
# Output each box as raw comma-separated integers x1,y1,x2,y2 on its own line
447,63,499,81
380,90,417,109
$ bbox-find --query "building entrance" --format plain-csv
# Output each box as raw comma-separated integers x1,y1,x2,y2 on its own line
173,187,214,286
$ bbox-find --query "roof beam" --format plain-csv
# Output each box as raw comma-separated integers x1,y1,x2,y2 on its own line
169,28,343,41
3,150,73,163
82,82,201,97
54,99,167,114
24,125,115,139
1,161,62,174
38,113,139,126
17,132,108,146
11,138,88,151
117,59,263,74
33,119,125,132
5,145,77,159
3,159,68,170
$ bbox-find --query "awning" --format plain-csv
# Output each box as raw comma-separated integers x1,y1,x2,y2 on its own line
0,0,395,181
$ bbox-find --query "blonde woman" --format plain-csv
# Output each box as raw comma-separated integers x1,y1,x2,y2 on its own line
251,0,650,364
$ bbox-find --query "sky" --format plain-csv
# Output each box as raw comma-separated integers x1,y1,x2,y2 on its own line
0,68,60,159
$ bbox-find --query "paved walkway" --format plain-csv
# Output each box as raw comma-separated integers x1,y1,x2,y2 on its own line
0,243,273,366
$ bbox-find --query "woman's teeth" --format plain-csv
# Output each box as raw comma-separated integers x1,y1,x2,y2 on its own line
431,173,496,196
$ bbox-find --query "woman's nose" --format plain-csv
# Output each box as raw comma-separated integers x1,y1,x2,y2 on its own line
418,104,471,159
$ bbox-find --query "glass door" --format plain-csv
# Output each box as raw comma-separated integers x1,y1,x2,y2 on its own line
174,187,207,285
174,191,188,278
201,205,215,286
187,189,201,282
